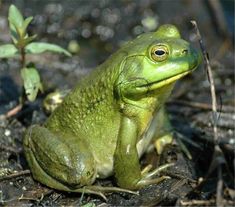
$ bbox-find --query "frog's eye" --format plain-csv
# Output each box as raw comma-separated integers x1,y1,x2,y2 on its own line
150,45,169,62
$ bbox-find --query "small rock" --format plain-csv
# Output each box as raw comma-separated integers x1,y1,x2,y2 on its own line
68,40,80,53
4,129,11,136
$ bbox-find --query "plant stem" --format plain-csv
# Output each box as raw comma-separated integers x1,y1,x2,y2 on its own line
20,46,27,104
20,47,26,68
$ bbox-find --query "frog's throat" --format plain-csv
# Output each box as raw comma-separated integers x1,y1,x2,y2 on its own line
139,70,192,91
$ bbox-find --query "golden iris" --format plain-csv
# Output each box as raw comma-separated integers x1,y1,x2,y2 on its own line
150,45,169,62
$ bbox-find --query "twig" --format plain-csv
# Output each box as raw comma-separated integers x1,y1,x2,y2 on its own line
191,20,225,207
181,199,234,206
165,171,197,184
19,189,54,203
168,100,234,113
191,21,219,143
5,104,23,118
216,165,224,206
180,199,216,206
0,170,31,182
0,145,22,154
18,193,43,202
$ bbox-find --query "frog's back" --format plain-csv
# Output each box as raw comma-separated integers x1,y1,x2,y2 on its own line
45,50,126,130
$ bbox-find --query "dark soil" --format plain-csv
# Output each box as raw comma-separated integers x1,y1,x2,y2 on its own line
0,0,234,206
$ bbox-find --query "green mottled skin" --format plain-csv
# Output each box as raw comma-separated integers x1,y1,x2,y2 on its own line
24,24,201,191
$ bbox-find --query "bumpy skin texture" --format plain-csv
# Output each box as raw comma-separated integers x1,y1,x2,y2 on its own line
24,24,201,191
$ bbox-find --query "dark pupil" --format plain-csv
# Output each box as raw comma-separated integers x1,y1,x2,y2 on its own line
155,50,165,56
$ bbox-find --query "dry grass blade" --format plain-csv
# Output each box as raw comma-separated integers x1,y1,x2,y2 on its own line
190,20,227,207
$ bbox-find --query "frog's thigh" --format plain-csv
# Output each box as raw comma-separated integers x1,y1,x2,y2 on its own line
23,125,97,191
152,107,173,154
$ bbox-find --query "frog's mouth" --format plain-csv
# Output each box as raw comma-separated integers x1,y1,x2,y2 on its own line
139,70,192,91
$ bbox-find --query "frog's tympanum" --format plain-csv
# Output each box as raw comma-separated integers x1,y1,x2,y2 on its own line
24,25,201,195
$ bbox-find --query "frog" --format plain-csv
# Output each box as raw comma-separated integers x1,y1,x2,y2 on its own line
23,24,201,196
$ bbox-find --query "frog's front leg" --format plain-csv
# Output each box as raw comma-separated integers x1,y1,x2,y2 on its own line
23,125,97,191
114,116,170,190
114,116,141,189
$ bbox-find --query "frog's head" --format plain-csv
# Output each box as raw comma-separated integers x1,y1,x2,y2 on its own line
116,24,201,102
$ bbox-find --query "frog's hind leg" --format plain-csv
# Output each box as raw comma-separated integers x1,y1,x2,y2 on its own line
23,125,97,191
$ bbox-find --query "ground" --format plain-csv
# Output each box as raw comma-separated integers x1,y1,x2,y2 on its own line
0,0,234,206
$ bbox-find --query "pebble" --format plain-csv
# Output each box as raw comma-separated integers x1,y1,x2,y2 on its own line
4,129,11,136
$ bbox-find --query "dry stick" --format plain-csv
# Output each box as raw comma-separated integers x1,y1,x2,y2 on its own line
0,170,31,182
6,104,23,118
168,100,234,113
191,21,224,207
191,22,219,142
0,144,22,154
180,199,216,206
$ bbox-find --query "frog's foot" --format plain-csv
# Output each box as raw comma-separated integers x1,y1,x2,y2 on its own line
141,164,153,175
137,163,174,188
155,132,194,159
155,133,173,155
71,185,138,201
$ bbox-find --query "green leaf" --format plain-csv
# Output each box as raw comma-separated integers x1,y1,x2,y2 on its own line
0,44,18,58
9,22,19,43
8,5,25,41
25,42,71,56
8,5,24,29
22,16,33,32
21,67,43,102
8,5,24,39
81,202,96,207
23,34,37,45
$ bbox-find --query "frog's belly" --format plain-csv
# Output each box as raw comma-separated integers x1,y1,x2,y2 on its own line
136,132,154,158
94,128,155,179
95,134,154,179
95,156,114,179
91,131,118,179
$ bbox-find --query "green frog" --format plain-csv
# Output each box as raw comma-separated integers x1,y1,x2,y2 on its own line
24,24,201,196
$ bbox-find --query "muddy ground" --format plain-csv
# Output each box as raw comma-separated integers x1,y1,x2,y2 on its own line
0,0,234,206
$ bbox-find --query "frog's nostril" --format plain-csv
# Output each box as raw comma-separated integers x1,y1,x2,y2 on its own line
182,49,188,55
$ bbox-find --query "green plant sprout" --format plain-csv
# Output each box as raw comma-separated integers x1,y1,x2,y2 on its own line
0,4,71,103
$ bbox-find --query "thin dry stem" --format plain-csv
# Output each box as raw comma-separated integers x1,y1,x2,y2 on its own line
191,20,224,207
0,170,31,182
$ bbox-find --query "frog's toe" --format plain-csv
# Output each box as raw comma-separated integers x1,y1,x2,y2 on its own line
137,175,170,187
137,163,174,188
70,185,138,200
155,133,173,154
143,163,174,179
